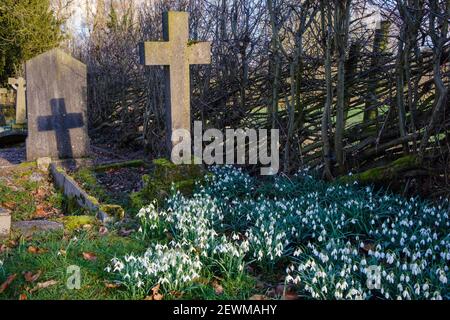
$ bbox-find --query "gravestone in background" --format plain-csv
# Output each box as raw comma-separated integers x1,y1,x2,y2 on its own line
8,77,27,125
0,88,6,126
25,48,90,161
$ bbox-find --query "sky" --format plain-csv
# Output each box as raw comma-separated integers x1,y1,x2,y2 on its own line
63,0,383,40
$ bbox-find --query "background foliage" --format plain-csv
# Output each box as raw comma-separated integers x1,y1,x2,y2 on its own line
0,0,64,84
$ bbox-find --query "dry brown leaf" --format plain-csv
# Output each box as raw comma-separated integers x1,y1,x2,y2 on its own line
34,188,47,199
23,270,42,283
27,246,48,254
29,280,58,293
151,283,160,294
27,246,38,254
0,274,17,293
249,294,269,300
0,274,17,294
7,240,17,248
153,292,164,300
105,282,120,289
58,249,67,256
212,280,224,295
2,202,16,210
19,294,28,300
82,252,97,261
34,205,50,218
147,283,164,300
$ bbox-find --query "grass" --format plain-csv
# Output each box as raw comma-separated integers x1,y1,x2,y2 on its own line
0,227,256,300
0,167,64,221
0,229,146,300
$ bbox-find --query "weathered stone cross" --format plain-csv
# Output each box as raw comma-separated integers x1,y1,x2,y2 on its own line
37,98,84,159
8,77,27,125
139,11,211,153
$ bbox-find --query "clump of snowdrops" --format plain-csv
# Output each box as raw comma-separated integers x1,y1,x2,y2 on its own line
107,165,449,299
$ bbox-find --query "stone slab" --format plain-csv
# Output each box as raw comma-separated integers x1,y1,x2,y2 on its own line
49,163,110,222
12,220,63,237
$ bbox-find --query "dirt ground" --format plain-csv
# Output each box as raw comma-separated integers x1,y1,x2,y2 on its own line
0,143,145,168
0,145,26,167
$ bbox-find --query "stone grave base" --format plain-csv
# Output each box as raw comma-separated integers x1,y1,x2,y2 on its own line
12,220,63,237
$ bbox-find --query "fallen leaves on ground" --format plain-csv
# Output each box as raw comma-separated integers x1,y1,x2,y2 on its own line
212,280,224,295
2,201,16,210
19,293,28,300
23,270,42,283
32,188,47,200
27,246,48,254
7,240,18,248
0,274,17,294
34,205,50,218
82,252,97,261
29,280,58,293
144,283,164,300
249,294,269,300
104,282,121,289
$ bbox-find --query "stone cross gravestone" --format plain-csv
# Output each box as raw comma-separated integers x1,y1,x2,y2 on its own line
25,48,90,161
8,77,27,125
139,11,211,154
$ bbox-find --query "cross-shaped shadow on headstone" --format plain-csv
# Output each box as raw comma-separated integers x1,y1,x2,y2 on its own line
37,98,84,159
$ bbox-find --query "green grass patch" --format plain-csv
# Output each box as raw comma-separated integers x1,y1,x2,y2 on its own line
0,230,146,300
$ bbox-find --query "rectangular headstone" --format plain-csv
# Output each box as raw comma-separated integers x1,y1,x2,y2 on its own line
25,48,90,161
